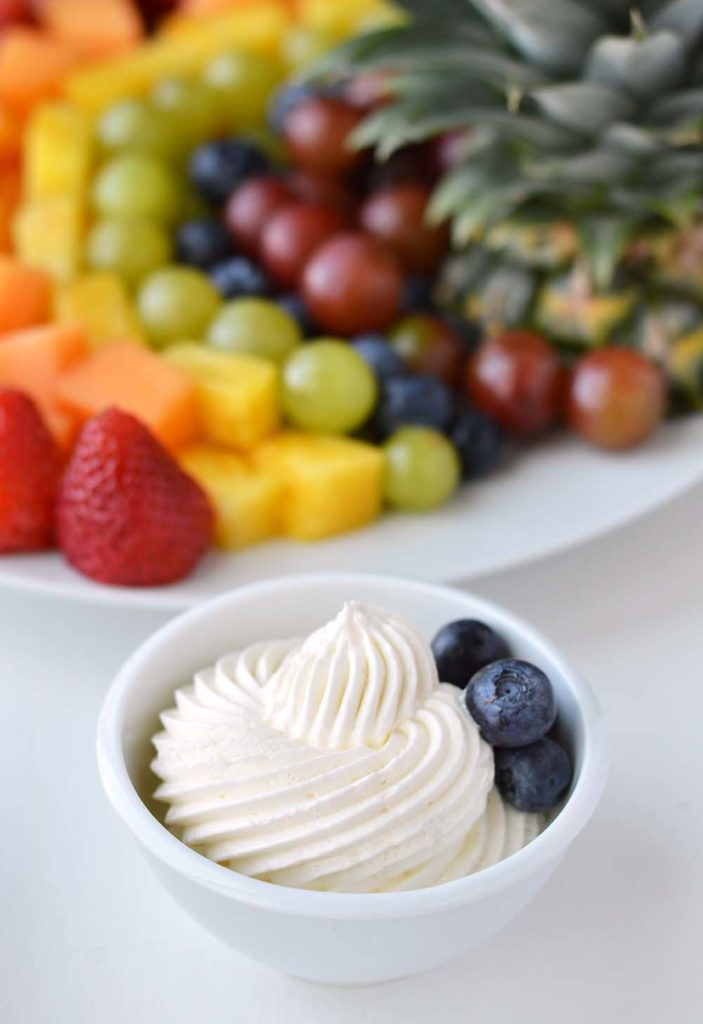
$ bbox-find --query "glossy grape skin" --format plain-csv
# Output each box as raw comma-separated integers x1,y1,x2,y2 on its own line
209,258,273,300
268,81,345,134
260,203,344,289
96,99,180,161
282,340,378,434
286,169,357,221
360,184,448,275
567,348,666,450
151,77,222,152
137,266,221,347
302,234,402,336
466,331,565,437
85,218,173,289
283,97,365,176
389,314,464,386
207,299,301,362
345,71,392,111
204,51,281,130
92,154,184,225
382,427,460,511
224,177,294,256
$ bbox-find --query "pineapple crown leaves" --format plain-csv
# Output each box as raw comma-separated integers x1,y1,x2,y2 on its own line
331,0,703,282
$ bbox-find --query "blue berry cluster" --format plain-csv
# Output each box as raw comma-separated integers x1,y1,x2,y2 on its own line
431,619,573,813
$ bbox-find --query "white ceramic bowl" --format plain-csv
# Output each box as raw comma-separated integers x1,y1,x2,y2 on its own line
97,574,607,985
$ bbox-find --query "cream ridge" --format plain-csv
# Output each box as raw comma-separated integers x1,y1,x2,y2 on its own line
151,602,542,892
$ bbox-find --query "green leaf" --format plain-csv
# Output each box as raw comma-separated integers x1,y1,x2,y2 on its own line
649,88,703,126
471,0,606,75
578,216,637,289
652,0,703,42
603,122,663,153
585,31,685,98
529,82,635,136
393,0,489,23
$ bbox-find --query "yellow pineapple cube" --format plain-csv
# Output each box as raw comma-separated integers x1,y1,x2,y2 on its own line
253,432,383,541
64,3,290,113
297,0,401,38
54,272,145,347
180,445,282,549
24,102,93,200
13,194,84,281
164,343,280,450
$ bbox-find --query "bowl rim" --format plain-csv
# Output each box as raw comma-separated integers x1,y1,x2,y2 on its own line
97,572,608,920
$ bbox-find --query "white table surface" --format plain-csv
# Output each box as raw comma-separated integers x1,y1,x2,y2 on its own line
2,486,702,1024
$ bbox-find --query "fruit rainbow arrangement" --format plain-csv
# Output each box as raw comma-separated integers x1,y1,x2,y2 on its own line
0,0,699,587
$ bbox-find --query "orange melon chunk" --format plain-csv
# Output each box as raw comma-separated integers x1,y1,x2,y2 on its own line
0,322,87,448
37,0,144,62
0,29,77,115
56,341,200,449
0,257,52,332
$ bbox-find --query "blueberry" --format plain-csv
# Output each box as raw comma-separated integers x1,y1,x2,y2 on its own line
375,374,454,437
464,659,557,748
189,139,269,205
494,738,572,812
400,276,436,314
450,407,505,480
432,619,510,688
351,334,407,382
209,257,273,299
275,293,319,337
268,80,346,134
175,218,235,270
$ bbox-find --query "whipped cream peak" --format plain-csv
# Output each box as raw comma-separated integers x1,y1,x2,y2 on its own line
263,602,439,750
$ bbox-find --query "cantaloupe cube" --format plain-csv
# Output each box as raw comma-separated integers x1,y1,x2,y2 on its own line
253,432,383,541
180,444,282,549
56,341,199,449
24,102,93,199
0,105,21,169
0,170,21,253
13,193,84,280
54,272,145,347
64,3,289,113
37,0,143,61
164,343,279,451
0,322,87,447
0,257,51,332
0,28,77,115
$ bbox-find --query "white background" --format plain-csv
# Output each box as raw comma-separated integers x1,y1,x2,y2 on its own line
2,485,702,1023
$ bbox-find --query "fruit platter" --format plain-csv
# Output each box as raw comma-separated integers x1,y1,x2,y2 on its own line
0,0,702,607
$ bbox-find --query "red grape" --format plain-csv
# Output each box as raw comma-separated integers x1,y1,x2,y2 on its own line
286,169,357,222
567,348,666,450
302,233,402,336
344,71,392,111
224,177,294,256
432,130,472,175
365,144,437,192
360,184,449,275
260,202,345,289
0,0,31,26
389,314,465,386
466,330,565,436
283,96,365,176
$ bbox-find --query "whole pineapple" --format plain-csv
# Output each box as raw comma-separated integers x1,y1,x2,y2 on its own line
331,0,703,405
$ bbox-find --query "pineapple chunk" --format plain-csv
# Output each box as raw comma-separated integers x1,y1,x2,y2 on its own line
24,102,93,199
165,343,280,450
536,274,635,346
670,327,703,407
298,0,401,37
180,445,282,550
64,3,289,113
253,432,383,541
54,272,145,347
13,194,84,280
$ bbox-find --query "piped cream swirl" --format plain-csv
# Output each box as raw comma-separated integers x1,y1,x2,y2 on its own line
151,604,542,892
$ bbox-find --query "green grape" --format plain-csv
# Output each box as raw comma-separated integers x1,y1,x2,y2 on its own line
208,299,302,362
85,218,173,289
281,339,378,434
283,27,336,73
96,99,180,162
92,154,184,225
138,267,221,347
203,50,281,129
383,427,460,511
151,77,222,152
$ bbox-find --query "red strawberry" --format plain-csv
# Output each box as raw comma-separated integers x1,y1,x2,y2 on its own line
0,389,62,553
57,408,212,587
